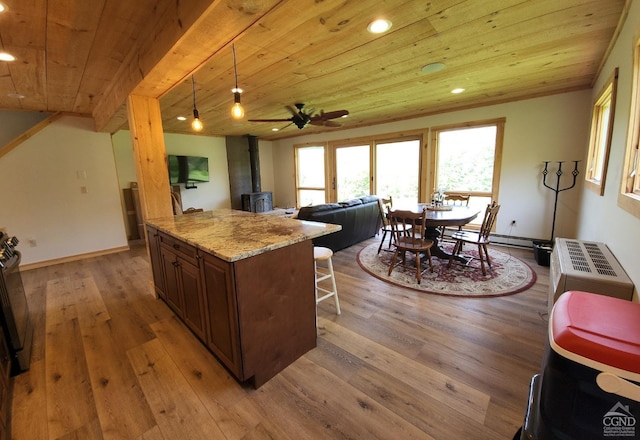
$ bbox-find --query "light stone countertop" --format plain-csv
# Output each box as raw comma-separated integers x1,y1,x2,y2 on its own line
146,209,341,262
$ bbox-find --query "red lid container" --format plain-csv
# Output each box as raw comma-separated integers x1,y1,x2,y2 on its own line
551,291,640,376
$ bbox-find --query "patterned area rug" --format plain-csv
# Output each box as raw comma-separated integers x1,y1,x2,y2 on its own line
357,242,536,298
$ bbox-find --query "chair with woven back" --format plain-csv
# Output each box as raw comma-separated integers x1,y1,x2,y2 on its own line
447,201,500,276
387,207,434,284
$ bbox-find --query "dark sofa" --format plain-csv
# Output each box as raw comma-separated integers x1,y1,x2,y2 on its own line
296,195,381,252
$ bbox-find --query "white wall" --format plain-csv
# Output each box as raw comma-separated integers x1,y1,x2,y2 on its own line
112,131,232,212
0,116,127,265
576,0,640,298
112,131,275,212
272,91,591,241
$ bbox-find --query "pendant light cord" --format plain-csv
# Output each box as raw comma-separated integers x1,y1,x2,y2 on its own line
191,75,197,111
232,44,239,90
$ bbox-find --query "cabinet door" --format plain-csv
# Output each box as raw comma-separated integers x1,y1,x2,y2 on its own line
201,252,242,378
160,246,182,315
145,225,166,299
180,257,207,342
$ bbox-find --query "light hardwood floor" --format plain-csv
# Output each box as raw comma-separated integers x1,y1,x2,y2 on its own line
10,237,550,440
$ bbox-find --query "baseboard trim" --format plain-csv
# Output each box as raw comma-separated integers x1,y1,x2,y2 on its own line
20,245,131,271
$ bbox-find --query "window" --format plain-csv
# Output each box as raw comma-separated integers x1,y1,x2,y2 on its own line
375,139,420,206
620,38,640,217
585,68,618,195
330,136,421,204
335,144,370,201
295,144,327,206
431,119,504,225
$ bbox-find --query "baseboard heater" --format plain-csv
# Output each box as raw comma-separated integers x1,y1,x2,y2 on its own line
548,238,634,314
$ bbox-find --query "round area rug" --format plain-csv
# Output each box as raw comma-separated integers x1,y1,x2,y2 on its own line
357,242,536,298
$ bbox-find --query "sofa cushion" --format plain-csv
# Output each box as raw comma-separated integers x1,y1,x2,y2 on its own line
298,203,342,215
359,195,379,204
339,198,363,207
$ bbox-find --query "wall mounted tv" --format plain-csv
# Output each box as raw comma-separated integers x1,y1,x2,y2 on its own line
168,155,209,185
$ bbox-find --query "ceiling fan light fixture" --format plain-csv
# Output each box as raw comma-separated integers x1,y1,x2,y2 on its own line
367,19,392,34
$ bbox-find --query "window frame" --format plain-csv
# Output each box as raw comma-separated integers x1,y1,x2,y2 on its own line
585,68,618,196
294,142,328,206
324,129,426,203
429,118,505,205
619,38,640,217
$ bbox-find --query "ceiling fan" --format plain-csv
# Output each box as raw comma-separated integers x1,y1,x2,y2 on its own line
248,103,349,129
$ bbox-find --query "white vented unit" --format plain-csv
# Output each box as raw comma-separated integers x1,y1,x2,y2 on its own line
549,238,634,314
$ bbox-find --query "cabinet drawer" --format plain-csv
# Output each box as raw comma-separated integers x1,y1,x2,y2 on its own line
158,232,198,265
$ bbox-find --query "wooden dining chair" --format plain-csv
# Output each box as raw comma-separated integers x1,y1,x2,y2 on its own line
387,208,434,284
447,201,500,275
377,196,411,253
439,193,471,240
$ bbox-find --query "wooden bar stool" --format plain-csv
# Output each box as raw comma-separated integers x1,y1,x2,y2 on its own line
313,246,341,315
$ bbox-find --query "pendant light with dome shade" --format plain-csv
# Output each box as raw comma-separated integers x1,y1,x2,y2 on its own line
230,44,245,120
191,75,203,132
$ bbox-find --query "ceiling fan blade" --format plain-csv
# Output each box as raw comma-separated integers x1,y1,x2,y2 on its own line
286,105,300,117
310,119,341,127
312,109,349,120
248,118,293,122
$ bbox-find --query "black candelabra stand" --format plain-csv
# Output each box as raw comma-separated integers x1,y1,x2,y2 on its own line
542,160,580,241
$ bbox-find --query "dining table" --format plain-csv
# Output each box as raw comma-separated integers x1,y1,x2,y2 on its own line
394,204,481,262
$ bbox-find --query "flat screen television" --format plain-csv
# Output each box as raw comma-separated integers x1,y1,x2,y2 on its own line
168,155,209,184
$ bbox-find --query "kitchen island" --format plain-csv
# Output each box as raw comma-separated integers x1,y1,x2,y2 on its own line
145,209,341,388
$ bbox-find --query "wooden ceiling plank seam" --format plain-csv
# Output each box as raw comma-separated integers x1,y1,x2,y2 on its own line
45,0,106,111
72,0,160,114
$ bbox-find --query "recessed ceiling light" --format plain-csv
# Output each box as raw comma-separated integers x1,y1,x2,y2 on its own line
451,88,465,94
421,62,446,74
367,19,392,34
0,3,6,13
271,128,279,132
7,93,25,99
177,116,187,121
0,52,15,62
341,114,348,118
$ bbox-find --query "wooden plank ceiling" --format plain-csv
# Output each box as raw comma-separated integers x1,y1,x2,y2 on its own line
0,0,628,141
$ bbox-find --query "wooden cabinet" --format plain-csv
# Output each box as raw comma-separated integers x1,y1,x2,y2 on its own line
200,253,242,378
157,232,207,342
146,224,317,388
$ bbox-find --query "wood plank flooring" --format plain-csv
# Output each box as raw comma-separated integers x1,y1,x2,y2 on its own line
11,237,550,440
